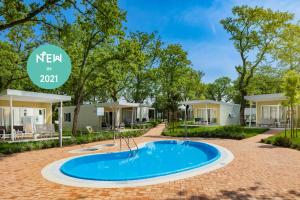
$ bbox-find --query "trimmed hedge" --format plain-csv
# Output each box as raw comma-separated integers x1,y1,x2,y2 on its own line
124,120,161,129
261,131,300,150
0,130,145,155
162,125,269,140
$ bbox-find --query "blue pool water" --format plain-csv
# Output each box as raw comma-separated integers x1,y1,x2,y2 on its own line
60,140,220,181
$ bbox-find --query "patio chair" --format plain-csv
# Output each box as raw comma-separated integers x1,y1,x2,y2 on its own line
266,119,275,127
86,126,94,134
13,125,25,139
123,120,131,127
36,124,56,138
0,126,8,140
194,118,201,124
259,119,275,127
119,122,125,129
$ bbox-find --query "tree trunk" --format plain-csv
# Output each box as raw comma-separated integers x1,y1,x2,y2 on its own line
72,103,81,135
72,94,83,136
239,92,246,126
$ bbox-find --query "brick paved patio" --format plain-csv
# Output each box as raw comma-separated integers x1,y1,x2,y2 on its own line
0,124,300,200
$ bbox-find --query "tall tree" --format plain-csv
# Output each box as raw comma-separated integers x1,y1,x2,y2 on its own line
0,20,39,91
45,0,126,135
273,24,300,70
182,69,205,101
155,44,203,129
206,76,233,102
99,40,140,102
221,6,293,125
246,66,283,95
124,32,161,103
282,70,300,138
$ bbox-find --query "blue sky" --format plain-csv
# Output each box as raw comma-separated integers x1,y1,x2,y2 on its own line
119,0,300,83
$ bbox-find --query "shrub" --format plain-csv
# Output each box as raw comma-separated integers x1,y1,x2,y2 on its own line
163,125,268,140
0,129,146,155
273,136,292,147
221,125,243,133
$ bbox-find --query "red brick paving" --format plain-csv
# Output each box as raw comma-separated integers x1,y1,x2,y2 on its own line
0,124,300,200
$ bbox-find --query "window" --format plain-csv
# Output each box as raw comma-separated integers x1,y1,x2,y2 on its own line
262,106,270,120
0,108,5,126
64,113,71,122
196,108,217,123
0,107,46,125
261,105,285,121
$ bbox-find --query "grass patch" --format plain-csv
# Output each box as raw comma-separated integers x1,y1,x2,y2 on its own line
162,125,269,140
262,131,300,150
0,129,146,155
124,120,161,129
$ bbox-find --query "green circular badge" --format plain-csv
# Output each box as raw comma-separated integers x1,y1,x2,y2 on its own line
27,44,71,89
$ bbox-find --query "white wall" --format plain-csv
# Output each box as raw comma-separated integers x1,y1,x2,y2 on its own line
219,104,240,125
62,105,153,131
62,105,101,131
136,106,149,121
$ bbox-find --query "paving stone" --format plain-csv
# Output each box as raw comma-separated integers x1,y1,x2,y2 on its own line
0,125,299,199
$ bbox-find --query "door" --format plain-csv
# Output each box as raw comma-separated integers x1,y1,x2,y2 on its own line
34,109,46,124
207,108,217,124
207,109,211,123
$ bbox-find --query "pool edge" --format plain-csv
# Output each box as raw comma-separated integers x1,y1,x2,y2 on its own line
41,141,234,188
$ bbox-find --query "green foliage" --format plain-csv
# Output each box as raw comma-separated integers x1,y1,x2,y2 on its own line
44,0,127,134
97,39,141,102
162,125,268,140
0,130,144,155
124,120,160,129
206,76,234,102
0,0,71,31
154,44,205,121
124,32,162,103
246,66,283,95
273,136,292,147
282,70,300,106
282,70,300,138
262,131,300,150
273,24,300,70
220,5,293,125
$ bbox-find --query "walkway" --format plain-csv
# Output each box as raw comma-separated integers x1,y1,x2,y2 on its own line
0,124,300,200
244,129,281,142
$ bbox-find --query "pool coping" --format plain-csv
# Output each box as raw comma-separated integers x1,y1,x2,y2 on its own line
41,140,234,188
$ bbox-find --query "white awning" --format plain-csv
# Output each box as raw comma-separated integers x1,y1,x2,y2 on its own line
97,102,140,108
244,93,286,102
180,100,238,106
0,89,71,103
95,102,154,109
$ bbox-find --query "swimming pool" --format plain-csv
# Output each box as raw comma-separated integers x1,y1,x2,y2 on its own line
60,140,220,181
42,140,233,188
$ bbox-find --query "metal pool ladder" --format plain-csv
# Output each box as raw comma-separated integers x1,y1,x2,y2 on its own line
119,136,139,156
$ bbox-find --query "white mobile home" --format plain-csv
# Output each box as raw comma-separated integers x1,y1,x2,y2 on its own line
62,102,155,131
245,93,288,127
0,89,71,142
181,100,240,125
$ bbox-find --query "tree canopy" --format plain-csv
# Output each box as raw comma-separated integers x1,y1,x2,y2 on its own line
2,1,300,130
205,77,234,102
221,5,293,125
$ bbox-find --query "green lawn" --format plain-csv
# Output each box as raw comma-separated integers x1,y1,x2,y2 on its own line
262,130,300,150
163,125,269,140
